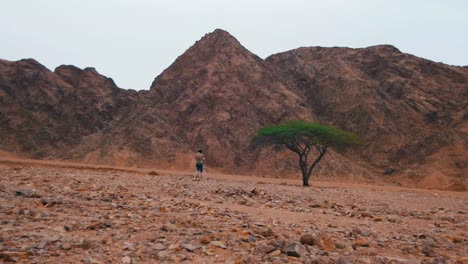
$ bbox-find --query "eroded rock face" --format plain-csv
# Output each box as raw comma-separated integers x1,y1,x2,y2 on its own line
0,59,139,158
0,29,466,187
146,29,314,171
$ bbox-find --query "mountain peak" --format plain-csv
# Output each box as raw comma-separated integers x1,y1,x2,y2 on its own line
365,44,401,53
204,28,237,39
192,28,243,52
211,28,233,36
149,29,257,92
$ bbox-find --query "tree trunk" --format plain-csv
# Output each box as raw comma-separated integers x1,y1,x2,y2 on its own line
298,153,309,186
302,176,309,186
299,146,328,187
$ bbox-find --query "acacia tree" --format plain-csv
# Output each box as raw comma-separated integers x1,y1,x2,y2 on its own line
254,121,362,186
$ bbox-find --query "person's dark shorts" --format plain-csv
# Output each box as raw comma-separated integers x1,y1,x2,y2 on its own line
196,162,204,172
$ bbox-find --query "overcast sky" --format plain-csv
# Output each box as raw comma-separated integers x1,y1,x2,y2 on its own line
2,0,467,90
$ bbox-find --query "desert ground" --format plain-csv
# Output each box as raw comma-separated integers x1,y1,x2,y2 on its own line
0,158,467,264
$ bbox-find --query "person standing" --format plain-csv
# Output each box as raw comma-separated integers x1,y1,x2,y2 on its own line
194,149,205,180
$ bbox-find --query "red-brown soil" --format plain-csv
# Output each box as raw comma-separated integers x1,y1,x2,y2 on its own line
0,158,466,263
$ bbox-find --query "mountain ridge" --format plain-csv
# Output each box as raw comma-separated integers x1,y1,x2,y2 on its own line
1,29,466,190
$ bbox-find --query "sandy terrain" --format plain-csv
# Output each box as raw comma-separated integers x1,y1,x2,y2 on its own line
0,158,467,263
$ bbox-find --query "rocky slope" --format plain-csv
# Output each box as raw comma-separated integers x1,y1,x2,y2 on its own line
146,29,314,172
0,59,138,158
266,46,468,182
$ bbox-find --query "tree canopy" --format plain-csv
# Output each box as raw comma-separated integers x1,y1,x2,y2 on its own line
254,121,362,186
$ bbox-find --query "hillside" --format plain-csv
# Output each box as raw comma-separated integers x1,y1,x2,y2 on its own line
266,46,468,185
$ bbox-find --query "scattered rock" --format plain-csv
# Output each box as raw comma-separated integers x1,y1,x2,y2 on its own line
153,243,167,250
335,242,346,249
261,228,274,237
422,238,437,257
300,234,314,245
354,237,370,247
0,251,32,262
81,256,102,264
336,257,353,264
15,189,39,198
255,244,276,254
157,251,169,261
182,243,201,252
160,223,176,232
210,241,227,249
200,236,211,244
60,243,72,250
36,240,48,249
283,242,307,258
313,232,335,251
123,242,135,251
121,256,132,264
75,239,92,250
269,249,281,257
248,235,256,243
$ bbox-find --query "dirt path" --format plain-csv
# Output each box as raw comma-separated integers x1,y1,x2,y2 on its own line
0,157,465,197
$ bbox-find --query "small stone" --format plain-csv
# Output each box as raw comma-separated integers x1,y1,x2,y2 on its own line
157,251,169,261
60,243,72,250
200,236,211,244
121,256,131,264
255,244,276,254
335,242,347,249
15,189,39,198
101,197,113,202
160,223,176,232
336,257,352,264
283,242,307,258
300,234,314,245
182,243,201,252
269,249,281,257
0,251,32,261
354,237,370,247
76,239,92,250
261,228,274,237
82,256,102,264
153,243,167,250
422,238,437,257
37,240,48,249
457,257,468,263
210,241,227,249
248,235,256,243
313,232,335,251
123,242,134,251
419,257,446,264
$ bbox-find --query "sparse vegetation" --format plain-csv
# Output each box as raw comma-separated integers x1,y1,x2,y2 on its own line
254,121,362,186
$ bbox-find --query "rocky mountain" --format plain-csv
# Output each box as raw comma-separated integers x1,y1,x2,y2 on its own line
266,46,468,183
0,29,466,189
0,59,138,159
146,29,314,171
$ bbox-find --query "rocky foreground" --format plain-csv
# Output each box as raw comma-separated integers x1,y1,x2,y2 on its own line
0,164,467,263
